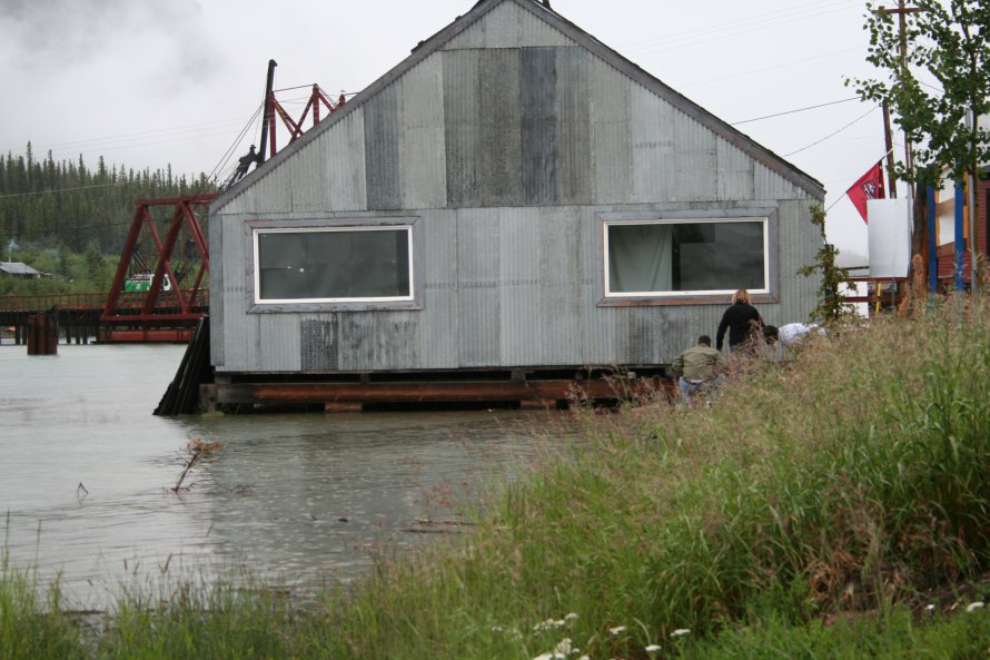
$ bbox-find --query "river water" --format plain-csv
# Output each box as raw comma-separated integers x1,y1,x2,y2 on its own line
0,344,560,606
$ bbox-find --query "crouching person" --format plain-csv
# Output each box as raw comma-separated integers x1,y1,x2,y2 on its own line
671,335,727,405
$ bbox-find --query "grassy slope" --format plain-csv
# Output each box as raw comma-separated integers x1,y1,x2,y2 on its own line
3,296,990,659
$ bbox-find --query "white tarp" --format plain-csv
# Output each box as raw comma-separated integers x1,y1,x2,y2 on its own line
868,197,912,278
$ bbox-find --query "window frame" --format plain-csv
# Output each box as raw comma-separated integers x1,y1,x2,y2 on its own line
245,216,423,314
596,209,779,307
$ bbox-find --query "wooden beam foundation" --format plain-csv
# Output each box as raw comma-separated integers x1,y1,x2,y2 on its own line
216,377,661,408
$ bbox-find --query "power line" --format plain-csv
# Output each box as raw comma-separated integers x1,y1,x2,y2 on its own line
47,129,247,159
784,105,880,157
731,97,861,125
683,46,863,90
32,116,256,152
632,2,862,56
623,0,859,52
0,182,134,200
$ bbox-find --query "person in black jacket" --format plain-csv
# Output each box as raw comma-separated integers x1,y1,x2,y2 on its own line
716,289,763,352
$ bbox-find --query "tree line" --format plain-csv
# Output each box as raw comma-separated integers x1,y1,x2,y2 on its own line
0,143,214,296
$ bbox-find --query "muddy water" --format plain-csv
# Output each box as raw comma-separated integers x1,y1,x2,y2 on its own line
0,345,560,605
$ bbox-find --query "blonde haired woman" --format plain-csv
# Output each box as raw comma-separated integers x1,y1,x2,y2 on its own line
716,289,763,352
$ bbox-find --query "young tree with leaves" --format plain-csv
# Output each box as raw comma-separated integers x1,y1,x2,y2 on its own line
850,0,990,188
798,205,856,324
849,0,990,289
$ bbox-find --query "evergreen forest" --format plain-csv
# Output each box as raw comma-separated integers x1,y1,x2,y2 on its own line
0,143,214,296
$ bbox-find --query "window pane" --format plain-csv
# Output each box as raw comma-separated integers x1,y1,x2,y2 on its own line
608,221,764,294
258,229,411,300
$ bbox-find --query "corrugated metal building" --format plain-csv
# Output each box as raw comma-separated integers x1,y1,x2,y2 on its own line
209,0,824,394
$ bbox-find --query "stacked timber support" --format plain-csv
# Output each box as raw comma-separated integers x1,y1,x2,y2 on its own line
212,368,670,412
155,318,213,416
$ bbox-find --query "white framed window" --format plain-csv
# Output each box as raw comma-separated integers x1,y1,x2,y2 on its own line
603,217,770,298
253,225,414,305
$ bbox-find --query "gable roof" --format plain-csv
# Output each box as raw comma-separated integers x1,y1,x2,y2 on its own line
0,262,40,276
213,0,824,212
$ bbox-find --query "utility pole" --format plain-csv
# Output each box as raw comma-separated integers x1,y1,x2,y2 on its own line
876,1,925,197
876,1,927,284
968,108,979,293
882,100,898,198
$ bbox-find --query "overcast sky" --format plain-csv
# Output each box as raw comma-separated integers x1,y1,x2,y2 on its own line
0,0,907,262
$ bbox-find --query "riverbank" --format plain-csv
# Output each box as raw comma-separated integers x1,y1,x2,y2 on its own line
5,295,990,659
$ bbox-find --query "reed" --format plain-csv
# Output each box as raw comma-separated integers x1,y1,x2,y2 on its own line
0,559,85,660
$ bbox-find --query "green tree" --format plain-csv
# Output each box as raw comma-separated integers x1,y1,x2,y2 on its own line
797,205,856,324
84,239,107,288
848,0,990,188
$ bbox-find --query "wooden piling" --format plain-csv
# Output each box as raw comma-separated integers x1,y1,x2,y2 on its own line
27,312,58,355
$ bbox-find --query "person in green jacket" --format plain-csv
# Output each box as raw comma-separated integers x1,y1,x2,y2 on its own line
671,335,727,405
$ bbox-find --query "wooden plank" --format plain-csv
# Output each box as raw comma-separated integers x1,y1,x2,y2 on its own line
216,379,640,404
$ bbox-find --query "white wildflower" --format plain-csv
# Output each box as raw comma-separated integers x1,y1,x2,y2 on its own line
554,638,573,655
534,618,558,632
608,625,627,636
671,628,691,638
578,656,590,660
645,644,662,654
565,612,579,622
925,604,936,613
533,654,554,660
966,601,985,613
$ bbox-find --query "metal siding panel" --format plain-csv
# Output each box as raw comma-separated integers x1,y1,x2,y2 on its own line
444,1,575,50
225,187,255,216
365,84,402,210
630,83,675,203
443,51,482,208
259,314,301,371
515,3,575,48
422,210,459,368
220,190,249,216
754,161,807,201
672,111,718,201
576,205,614,364
290,132,330,213
716,138,756,201
327,111,368,212
398,55,448,210
539,207,585,364
336,313,376,371
247,312,262,371
457,209,501,367
624,307,659,364
246,165,292,214
498,208,542,366
555,48,592,206
778,199,819,323
209,213,225,368
521,47,558,206
300,317,339,372
221,218,249,372
479,49,523,207
375,312,422,370
590,57,632,205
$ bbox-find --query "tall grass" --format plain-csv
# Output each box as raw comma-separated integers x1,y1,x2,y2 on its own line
309,295,990,659
0,559,85,660
3,295,990,659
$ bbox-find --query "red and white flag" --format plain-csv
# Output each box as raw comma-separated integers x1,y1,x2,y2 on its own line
846,161,886,223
